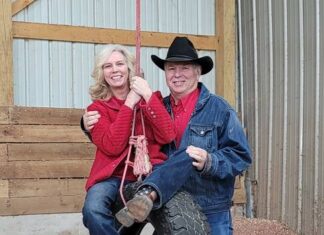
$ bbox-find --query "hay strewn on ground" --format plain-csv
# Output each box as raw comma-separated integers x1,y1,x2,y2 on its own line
233,217,297,235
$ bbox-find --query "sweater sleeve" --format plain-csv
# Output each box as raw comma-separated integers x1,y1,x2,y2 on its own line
139,91,176,144
88,101,133,156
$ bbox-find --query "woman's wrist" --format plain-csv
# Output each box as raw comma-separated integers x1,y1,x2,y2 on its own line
143,90,153,103
124,99,136,109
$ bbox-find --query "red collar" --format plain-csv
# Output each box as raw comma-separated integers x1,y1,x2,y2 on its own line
170,88,200,111
103,96,125,110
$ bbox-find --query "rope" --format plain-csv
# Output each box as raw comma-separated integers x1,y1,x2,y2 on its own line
119,0,152,206
119,109,152,206
135,0,141,76
119,109,137,206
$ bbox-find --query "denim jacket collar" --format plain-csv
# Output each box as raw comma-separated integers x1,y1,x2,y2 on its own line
164,82,210,116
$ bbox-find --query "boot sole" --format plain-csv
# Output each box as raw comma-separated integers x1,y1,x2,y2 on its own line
115,207,135,227
127,195,153,222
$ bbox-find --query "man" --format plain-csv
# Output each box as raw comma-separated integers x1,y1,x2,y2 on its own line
82,37,252,234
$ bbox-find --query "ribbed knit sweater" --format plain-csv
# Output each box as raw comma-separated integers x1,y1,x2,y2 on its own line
85,91,176,191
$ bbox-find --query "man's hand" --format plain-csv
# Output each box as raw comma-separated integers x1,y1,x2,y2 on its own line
83,110,101,131
186,145,208,171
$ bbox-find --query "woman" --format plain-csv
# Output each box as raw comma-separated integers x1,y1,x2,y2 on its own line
82,45,176,235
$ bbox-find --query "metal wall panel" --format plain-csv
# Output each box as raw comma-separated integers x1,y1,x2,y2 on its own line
319,1,324,234
239,0,324,234
13,0,216,108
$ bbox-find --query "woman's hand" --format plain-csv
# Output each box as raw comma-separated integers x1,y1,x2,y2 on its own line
124,89,141,109
130,76,153,102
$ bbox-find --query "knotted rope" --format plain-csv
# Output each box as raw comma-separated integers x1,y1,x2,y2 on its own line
119,108,152,206
119,0,152,206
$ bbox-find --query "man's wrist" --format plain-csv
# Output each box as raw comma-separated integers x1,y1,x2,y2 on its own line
200,153,212,174
80,117,92,141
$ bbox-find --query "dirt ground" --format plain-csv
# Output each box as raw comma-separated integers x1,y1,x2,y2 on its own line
233,217,297,235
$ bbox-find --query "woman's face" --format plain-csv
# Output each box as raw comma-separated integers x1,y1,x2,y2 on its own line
102,51,129,91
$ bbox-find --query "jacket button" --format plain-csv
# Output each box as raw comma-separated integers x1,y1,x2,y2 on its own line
200,131,204,135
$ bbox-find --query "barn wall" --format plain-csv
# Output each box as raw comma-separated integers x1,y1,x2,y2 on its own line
1,0,241,234
12,0,216,108
238,0,324,234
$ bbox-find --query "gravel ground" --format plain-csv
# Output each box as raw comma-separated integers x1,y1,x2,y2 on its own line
233,217,297,235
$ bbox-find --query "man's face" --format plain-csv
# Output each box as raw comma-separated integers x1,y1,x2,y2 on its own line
164,62,200,100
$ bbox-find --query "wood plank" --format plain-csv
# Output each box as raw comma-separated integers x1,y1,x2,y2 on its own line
216,0,236,107
216,0,224,96
0,0,14,106
11,0,35,16
233,175,246,204
12,21,219,51
0,180,9,197
234,175,242,189
8,106,84,125
9,178,86,197
0,106,9,124
8,143,95,161
0,160,92,179
0,144,8,162
0,125,89,143
0,195,84,215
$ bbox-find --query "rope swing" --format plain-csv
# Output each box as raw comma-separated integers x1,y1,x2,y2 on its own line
119,0,152,206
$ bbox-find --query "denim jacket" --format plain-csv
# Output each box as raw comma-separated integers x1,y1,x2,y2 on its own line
162,83,252,214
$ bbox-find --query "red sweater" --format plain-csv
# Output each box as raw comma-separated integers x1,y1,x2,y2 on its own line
85,92,176,191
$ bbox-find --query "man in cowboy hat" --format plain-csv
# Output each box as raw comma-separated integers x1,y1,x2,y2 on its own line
82,36,252,234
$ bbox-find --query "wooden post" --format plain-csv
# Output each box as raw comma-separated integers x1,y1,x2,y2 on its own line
0,0,13,106
216,0,236,107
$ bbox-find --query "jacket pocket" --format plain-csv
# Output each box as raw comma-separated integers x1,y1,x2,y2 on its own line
189,124,215,151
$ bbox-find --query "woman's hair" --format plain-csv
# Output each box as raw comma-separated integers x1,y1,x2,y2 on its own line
89,44,135,101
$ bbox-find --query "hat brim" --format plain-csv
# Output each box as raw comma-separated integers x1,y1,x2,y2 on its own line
151,55,214,75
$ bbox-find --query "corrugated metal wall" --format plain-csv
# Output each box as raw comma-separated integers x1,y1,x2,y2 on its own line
12,0,215,108
238,0,324,234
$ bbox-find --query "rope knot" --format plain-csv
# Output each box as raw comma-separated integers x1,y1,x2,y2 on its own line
132,135,152,178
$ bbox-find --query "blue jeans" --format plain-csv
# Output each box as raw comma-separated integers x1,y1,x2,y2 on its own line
207,210,233,235
145,148,193,209
143,149,234,234
82,177,125,235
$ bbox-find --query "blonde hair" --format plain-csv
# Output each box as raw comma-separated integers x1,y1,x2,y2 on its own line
89,45,135,101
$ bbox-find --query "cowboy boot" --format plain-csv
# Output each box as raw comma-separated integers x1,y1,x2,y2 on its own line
116,186,154,227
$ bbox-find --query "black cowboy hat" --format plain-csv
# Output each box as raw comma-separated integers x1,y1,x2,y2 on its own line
151,37,214,75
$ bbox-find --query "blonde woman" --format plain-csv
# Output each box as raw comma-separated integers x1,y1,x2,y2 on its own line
82,45,176,235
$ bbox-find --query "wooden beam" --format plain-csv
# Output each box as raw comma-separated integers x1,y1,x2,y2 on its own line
0,160,92,179
12,0,35,16
9,179,86,197
0,106,84,125
0,195,84,215
0,125,89,143
216,0,236,107
0,180,9,197
0,144,8,162
12,21,219,51
8,143,95,161
0,106,9,124
0,0,14,106
233,175,247,204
